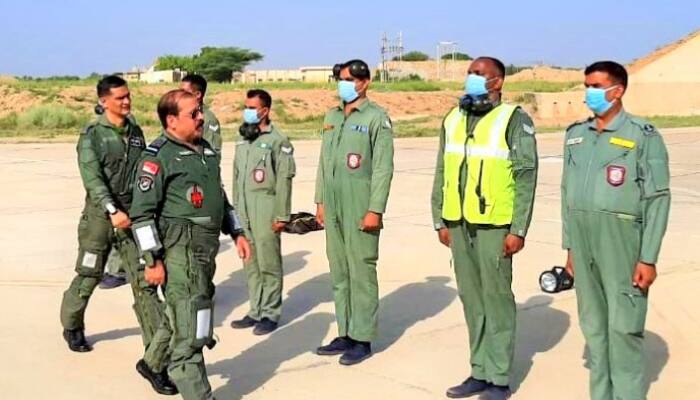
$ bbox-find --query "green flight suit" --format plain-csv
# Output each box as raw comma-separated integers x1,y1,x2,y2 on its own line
430,104,538,386
60,115,158,338
203,106,222,156
232,126,296,323
314,99,394,342
561,110,670,400
131,132,242,400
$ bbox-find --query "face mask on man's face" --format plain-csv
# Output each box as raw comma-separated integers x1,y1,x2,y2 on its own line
243,108,261,124
338,80,359,103
585,85,618,115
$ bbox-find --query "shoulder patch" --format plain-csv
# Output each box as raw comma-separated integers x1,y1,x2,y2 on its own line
629,117,659,136
522,124,535,135
281,145,293,154
145,136,167,155
565,118,590,133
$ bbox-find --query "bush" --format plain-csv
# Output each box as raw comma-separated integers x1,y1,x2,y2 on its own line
16,105,88,129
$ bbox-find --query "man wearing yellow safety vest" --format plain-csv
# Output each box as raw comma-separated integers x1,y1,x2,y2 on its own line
431,57,538,400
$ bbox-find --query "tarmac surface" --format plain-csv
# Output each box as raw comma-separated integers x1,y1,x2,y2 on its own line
1,128,699,399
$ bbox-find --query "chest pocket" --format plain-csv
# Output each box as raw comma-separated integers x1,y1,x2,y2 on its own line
595,143,641,215
249,145,275,193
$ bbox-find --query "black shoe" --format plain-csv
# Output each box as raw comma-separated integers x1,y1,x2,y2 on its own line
62,329,92,352
99,274,127,289
253,318,278,335
446,377,490,398
136,359,178,396
316,336,353,356
479,385,512,400
339,341,372,365
230,315,259,329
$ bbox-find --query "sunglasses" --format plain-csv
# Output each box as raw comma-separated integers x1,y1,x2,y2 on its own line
182,106,203,119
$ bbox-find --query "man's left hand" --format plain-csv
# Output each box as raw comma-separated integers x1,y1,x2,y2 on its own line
503,234,525,257
633,262,657,292
360,211,382,232
272,221,287,233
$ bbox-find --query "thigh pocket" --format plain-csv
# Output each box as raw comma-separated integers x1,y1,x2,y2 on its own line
75,248,106,277
614,289,648,335
190,295,214,350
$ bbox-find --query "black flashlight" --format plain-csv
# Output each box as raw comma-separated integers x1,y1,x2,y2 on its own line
539,266,574,293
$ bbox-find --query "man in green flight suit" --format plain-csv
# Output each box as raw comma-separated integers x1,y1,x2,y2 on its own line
561,61,670,400
314,59,394,365
131,89,251,400
181,74,222,156
229,89,296,335
59,76,164,358
431,57,539,400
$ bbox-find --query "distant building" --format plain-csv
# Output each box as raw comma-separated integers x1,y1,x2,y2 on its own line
118,65,186,84
233,66,335,84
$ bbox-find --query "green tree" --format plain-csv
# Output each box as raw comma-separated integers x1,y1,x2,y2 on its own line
395,51,430,61
194,47,263,82
441,52,472,60
155,55,196,72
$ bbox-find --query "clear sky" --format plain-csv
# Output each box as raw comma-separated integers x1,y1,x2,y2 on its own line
1,0,698,77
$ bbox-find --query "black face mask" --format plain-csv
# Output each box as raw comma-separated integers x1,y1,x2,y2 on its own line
459,93,495,115
239,122,261,142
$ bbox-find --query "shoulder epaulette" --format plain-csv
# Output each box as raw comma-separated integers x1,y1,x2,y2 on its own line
629,117,658,136
565,117,590,132
81,121,98,135
145,136,168,155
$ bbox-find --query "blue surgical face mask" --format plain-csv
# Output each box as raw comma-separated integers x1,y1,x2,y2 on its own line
465,74,494,97
243,108,260,124
338,80,359,103
585,85,618,115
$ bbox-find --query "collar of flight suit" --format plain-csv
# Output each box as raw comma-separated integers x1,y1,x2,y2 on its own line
586,108,629,133
336,97,370,114
97,113,131,134
163,130,203,153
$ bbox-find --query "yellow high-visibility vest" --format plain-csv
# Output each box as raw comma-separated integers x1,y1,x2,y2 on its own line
441,103,518,224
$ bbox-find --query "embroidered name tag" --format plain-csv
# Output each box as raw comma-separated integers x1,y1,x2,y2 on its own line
566,137,583,145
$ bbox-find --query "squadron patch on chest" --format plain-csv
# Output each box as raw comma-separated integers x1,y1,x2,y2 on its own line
347,153,362,169
253,168,266,183
187,185,204,208
606,165,626,186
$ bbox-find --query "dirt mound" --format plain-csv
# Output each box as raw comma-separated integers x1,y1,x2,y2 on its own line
509,66,581,82
0,85,40,118
210,89,463,124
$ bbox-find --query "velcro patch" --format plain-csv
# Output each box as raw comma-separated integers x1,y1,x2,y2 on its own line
129,137,144,147
566,137,584,146
82,252,97,268
610,137,635,149
281,146,293,154
142,161,160,175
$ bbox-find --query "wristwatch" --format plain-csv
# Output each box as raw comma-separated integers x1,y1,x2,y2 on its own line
105,203,118,215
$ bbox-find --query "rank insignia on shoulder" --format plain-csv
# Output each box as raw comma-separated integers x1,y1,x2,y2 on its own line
145,136,167,155
281,146,293,154
643,124,656,133
610,137,636,149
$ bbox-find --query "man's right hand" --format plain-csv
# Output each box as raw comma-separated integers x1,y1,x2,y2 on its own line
110,210,131,229
437,227,450,248
145,259,166,286
565,250,574,277
316,203,325,226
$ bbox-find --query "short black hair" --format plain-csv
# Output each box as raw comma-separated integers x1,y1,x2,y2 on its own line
96,75,127,98
477,57,506,78
182,74,208,97
246,89,272,108
584,61,628,88
157,89,194,129
334,59,371,80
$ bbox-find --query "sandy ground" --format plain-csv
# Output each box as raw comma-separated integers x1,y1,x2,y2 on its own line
1,128,698,400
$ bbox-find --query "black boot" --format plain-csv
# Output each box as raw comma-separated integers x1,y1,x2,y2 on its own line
446,377,490,398
136,359,178,396
253,318,278,336
62,329,92,353
316,336,353,356
230,315,259,329
339,340,372,365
